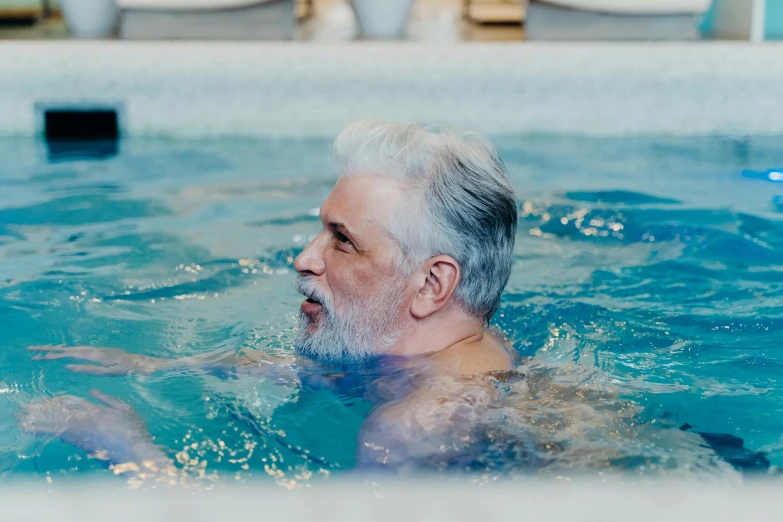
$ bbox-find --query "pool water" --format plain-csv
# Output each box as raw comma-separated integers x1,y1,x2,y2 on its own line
1,135,782,485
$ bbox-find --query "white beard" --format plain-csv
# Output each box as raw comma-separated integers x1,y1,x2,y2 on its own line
294,275,406,362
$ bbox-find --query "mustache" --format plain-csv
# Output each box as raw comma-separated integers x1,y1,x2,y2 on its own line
295,276,333,314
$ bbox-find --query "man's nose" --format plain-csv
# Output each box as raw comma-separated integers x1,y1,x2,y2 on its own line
294,233,326,276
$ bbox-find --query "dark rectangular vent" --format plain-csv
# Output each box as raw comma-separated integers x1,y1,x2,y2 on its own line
45,109,119,141
0,17,37,28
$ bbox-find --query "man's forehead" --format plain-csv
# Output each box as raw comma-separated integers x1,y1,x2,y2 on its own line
321,175,406,228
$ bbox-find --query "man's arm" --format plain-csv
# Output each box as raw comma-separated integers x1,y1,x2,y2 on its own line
28,344,300,384
20,390,180,484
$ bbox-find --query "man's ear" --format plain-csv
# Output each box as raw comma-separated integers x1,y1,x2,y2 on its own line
410,255,460,319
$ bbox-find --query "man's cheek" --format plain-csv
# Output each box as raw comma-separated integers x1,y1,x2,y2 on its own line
337,274,377,302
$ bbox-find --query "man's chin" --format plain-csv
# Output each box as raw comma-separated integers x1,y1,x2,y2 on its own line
294,312,323,349
297,311,320,333
294,306,400,363
303,323,322,341
294,319,376,363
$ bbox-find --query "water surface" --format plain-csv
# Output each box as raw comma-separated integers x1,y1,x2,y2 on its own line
1,135,782,484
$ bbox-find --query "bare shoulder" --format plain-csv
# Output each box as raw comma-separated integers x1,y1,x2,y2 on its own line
428,328,513,377
370,333,514,423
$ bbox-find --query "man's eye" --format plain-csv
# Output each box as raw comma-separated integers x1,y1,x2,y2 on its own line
335,232,352,246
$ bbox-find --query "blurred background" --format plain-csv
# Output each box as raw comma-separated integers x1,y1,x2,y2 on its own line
0,0,782,43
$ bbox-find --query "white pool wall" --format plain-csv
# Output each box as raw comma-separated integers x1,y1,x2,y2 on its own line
3,479,783,522
2,42,783,138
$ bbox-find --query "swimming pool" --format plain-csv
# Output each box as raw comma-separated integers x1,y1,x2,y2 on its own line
1,134,782,485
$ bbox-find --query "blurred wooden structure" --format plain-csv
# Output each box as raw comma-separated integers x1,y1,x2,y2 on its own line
462,0,526,24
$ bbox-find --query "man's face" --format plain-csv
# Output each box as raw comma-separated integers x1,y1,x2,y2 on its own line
293,174,409,360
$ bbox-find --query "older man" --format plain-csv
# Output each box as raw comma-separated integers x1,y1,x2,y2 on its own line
22,119,521,478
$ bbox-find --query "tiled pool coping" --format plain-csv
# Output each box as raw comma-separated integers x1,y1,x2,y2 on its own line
3,480,782,521
1,42,783,138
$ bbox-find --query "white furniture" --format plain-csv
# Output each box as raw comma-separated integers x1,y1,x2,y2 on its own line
60,0,119,38
349,0,416,39
526,0,712,40
117,0,295,40
532,0,711,14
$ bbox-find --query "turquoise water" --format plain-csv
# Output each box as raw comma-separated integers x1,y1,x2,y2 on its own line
1,135,782,484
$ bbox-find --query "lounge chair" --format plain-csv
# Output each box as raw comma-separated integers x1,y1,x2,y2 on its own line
117,0,295,40
525,0,712,40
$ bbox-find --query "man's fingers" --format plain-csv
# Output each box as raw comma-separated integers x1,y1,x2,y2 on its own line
65,364,126,376
89,389,133,412
29,345,118,353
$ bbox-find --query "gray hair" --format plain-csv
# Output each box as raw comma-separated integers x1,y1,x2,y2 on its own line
331,119,517,320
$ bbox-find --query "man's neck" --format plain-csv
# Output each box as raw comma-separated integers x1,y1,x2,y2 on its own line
385,307,487,358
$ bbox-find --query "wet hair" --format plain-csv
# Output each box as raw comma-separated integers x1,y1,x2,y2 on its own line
331,118,517,321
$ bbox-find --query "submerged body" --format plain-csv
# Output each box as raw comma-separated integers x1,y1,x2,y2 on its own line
24,337,752,481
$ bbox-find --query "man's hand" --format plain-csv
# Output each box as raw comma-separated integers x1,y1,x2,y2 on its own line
20,390,175,478
29,345,169,376
30,344,306,386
